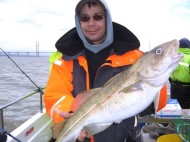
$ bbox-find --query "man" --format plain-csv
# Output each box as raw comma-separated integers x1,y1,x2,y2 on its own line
44,0,167,141
170,38,190,109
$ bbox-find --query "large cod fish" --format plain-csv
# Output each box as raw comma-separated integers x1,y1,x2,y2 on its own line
55,39,183,142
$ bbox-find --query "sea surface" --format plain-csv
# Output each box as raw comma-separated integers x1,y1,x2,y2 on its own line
0,56,50,132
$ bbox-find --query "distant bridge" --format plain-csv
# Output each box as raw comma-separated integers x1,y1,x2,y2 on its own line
0,51,53,57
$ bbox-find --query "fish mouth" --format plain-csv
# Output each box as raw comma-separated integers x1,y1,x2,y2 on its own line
143,40,183,86
170,53,183,70
169,39,179,57
173,53,183,62
168,39,183,67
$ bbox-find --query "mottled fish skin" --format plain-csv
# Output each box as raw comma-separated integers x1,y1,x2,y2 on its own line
56,39,183,142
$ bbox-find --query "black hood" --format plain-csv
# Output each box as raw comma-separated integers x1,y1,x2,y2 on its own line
56,22,140,57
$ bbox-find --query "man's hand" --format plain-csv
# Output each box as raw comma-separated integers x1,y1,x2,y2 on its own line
59,112,91,142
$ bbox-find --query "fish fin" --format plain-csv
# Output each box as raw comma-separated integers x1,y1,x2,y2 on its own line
71,88,101,112
84,123,112,135
59,111,72,119
120,82,144,94
51,121,65,139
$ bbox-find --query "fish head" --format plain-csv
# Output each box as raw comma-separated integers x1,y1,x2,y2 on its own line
138,39,183,86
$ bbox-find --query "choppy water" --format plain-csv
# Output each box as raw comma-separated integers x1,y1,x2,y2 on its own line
0,56,50,132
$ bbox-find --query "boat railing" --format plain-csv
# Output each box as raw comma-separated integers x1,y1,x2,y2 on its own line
0,88,44,129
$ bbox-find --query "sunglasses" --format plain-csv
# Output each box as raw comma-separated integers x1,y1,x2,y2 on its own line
79,14,105,22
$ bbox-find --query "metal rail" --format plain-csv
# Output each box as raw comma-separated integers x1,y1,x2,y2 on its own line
139,116,190,124
0,88,44,129
0,51,53,57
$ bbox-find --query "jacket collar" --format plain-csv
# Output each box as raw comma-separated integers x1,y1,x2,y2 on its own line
56,22,140,60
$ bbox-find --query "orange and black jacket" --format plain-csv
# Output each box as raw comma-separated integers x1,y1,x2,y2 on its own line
44,22,167,142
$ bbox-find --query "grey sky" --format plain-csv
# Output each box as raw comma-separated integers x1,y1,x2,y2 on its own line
0,0,190,52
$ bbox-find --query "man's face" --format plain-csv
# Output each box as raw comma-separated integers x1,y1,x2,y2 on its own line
79,4,106,45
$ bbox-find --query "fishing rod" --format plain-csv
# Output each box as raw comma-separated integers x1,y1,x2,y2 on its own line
0,47,44,95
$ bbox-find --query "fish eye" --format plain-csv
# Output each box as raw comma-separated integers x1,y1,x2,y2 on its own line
156,48,162,54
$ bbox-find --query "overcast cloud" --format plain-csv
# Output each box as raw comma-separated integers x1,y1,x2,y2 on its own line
0,0,190,52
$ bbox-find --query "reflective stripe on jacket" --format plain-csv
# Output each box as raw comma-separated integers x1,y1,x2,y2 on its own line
49,51,62,72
